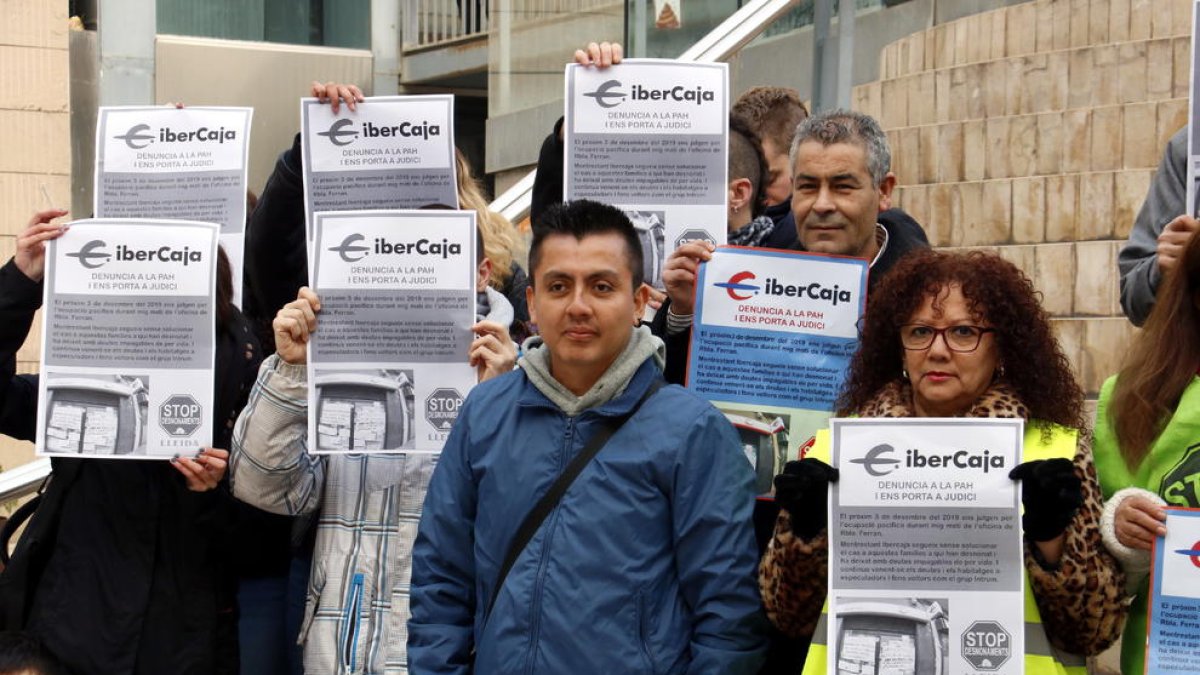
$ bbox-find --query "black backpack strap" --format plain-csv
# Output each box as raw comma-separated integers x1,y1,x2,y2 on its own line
0,493,42,567
482,378,665,625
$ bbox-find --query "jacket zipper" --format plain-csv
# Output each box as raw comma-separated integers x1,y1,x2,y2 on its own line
523,416,576,674
339,459,371,673
341,572,365,672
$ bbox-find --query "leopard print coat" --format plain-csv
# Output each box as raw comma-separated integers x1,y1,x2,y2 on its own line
758,380,1127,656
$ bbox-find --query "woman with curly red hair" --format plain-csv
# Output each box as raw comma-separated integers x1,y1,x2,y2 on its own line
759,249,1126,674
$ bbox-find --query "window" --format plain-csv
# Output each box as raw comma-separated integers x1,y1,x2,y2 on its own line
156,0,370,49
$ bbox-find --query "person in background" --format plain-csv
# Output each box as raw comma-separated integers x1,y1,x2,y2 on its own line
1117,126,1198,326
656,109,929,384
730,86,809,245
725,115,773,246
0,210,262,674
760,249,1126,674
454,149,532,342
230,228,515,674
1095,228,1200,675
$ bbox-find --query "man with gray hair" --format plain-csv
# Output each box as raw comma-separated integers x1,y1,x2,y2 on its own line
786,109,924,274
656,108,928,382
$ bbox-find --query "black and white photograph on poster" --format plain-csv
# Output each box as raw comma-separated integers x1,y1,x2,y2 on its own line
36,219,218,460
313,368,415,453
833,597,950,675
43,373,150,456
300,95,458,240
713,403,792,495
625,210,667,288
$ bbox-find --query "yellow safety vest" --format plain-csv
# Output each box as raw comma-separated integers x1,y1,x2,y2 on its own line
799,423,1087,675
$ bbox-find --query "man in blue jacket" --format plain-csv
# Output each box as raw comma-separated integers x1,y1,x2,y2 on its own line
407,199,768,674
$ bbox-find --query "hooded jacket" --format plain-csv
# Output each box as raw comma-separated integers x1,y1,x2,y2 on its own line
407,329,769,674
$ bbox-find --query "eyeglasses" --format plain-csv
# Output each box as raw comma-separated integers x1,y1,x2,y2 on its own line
899,324,996,353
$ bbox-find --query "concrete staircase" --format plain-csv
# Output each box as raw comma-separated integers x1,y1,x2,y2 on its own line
851,0,1193,399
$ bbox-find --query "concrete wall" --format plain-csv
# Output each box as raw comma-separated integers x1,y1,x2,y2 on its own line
155,35,374,195
853,0,1191,404
0,0,70,475
484,2,624,174
484,0,1031,177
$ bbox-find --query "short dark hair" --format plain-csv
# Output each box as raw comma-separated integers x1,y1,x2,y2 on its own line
0,631,65,675
729,114,769,219
732,86,809,152
528,200,644,290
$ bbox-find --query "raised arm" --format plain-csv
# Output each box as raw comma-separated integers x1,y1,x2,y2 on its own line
228,288,326,515
1119,127,1190,326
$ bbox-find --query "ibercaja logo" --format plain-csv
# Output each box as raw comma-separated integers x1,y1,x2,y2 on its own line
317,118,442,147
582,79,716,108
328,233,463,264
67,240,203,269
114,123,237,150
712,270,854,307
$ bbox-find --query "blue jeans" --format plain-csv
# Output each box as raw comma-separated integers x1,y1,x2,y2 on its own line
237,552,312,675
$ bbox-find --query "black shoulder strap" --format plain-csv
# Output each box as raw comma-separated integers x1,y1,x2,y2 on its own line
483,378,665,624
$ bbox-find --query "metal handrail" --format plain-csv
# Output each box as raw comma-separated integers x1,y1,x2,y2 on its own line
0,458,50,504
488,0,802,224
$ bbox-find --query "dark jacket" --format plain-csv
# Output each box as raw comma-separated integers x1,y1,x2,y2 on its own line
0,258,262,675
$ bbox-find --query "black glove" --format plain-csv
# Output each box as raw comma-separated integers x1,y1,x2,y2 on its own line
773,459,839,540
1008,458,1082,542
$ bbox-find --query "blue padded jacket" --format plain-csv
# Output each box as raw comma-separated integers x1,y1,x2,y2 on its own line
407,358,768,674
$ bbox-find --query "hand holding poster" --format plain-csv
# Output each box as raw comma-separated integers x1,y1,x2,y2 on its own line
828,419,1025,675
1146,507,1200,674
564,60,728,289
95,106,252,301
686,247,867,493
37,220,218,458
307,210,476,454
301,96,458,239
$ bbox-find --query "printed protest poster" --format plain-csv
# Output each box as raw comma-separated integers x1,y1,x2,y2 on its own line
686,246,867,494
828,418,1025,675
37,219,218,459
1146,507,1200,674
95,106,252,302
307,210,476,454
564,60,728,290
301,96,458,240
